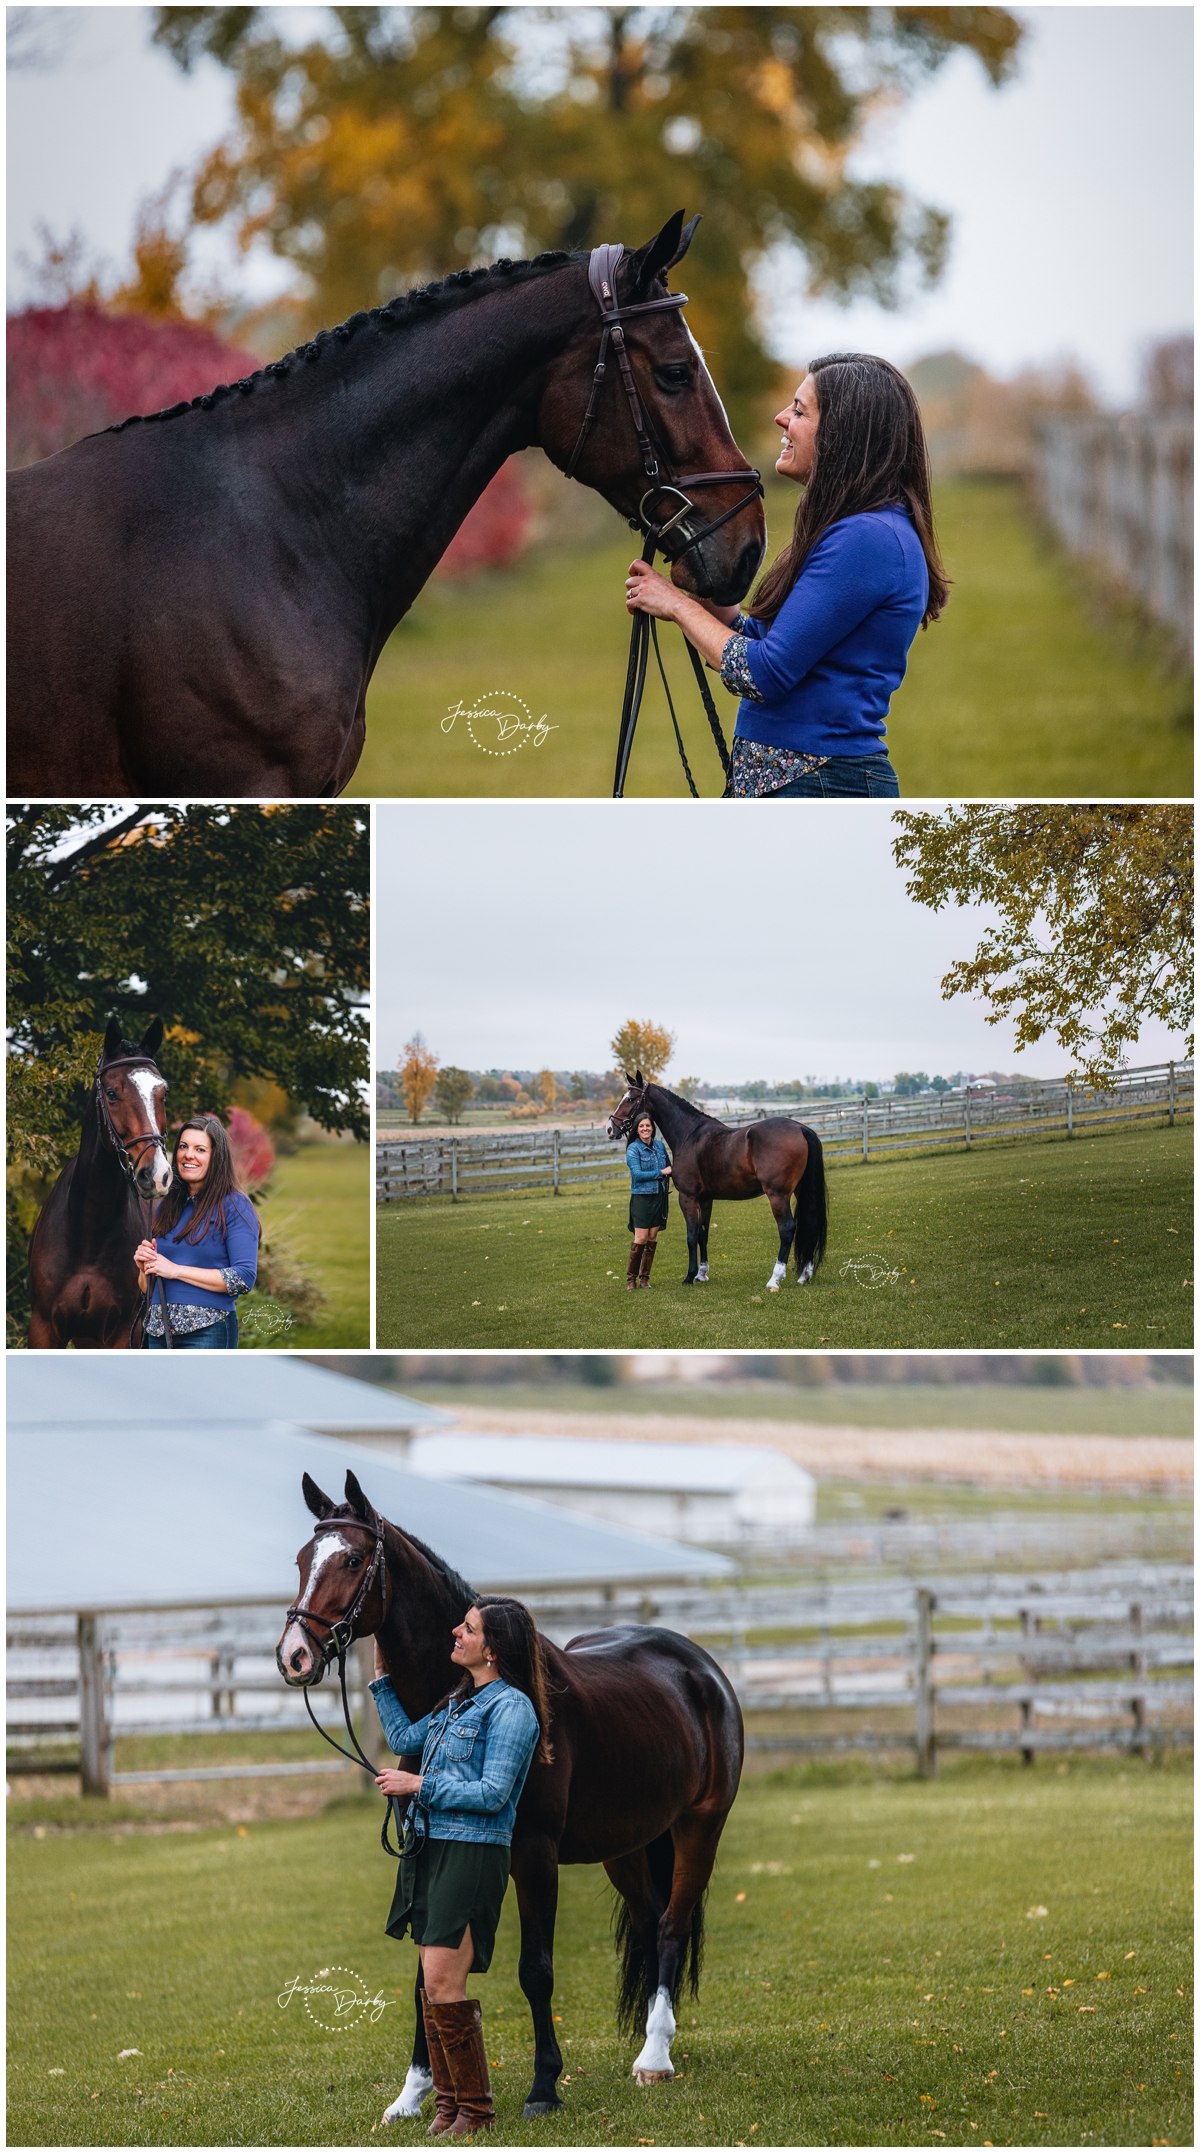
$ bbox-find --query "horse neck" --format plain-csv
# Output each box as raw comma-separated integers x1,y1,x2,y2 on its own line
219,266,588,654
375,1528,467,1721
645,1086,692,1147
67,1089,142,1249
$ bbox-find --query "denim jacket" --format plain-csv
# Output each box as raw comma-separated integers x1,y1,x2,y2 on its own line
626,1136,670,1194
369,1674,539,1846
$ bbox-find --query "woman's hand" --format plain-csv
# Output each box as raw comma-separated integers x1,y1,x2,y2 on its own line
373,1640,388,1679
625,559,681,621
139,1248,180,1280
661,1165,672,1178
376,1769,422,1798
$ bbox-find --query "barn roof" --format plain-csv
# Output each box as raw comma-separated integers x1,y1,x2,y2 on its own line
409,1432,814,1495
4,1353,451,1435
6,1418,735,1615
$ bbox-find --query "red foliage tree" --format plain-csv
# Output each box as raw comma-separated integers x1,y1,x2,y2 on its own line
6,304,259,468
225,1106,276,1192
434,458,529,578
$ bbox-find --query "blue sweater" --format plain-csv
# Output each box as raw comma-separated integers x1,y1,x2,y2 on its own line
732,506,929,757
152,1191,259,1312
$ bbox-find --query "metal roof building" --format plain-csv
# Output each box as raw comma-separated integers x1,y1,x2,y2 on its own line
4,1353,453,1443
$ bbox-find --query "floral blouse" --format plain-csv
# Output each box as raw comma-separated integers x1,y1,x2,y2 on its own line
719,616,830,797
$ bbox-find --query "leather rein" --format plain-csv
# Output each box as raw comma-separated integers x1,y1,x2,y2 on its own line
564,243,763,799
283,1514,405,1858
95,1053,174,1352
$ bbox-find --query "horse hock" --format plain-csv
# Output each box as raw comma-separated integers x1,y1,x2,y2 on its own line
632,1986,677,2085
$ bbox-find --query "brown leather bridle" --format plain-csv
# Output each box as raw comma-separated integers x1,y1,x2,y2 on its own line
95,1052,174,1351
564,244,763,798
282,1511,404,1856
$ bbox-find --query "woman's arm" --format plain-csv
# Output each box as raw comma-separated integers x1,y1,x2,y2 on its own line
133,1240,228,1293
626,560,733,670
222,1197,259,1296
421,1694,539,1818
368,1672,434,1759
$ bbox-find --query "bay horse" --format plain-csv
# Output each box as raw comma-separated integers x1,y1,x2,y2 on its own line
27,1018,172,1349
277,1470,743,2121
608,1073,828,1291
8,211,765,798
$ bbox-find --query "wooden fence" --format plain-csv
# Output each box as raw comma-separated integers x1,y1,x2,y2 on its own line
376,1059,1191,1200
9,1563,1190,1792
1033,412,1193,657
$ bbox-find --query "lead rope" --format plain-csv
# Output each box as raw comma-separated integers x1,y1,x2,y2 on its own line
614,535,731,799
300,1650,405,1858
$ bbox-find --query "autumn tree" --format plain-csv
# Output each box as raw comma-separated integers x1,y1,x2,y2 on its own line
610,1018,676,1084
435,1065,474,1124
401,1032,440,1122
892,806,1194,1087
533,1070,557,1110
152,5,1022,436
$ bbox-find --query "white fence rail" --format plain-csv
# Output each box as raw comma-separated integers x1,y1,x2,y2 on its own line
377,1060,1191,1200
9,1564,1190,1791
1033,413,1193,656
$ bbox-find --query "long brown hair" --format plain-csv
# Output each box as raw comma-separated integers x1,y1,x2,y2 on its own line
459,1596,555,1766
748,353,949,628
151,1114,261,1248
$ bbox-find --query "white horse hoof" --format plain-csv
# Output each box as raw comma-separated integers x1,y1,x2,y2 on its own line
765,1281,780,1293
383,2065,433,2122
634,2068,674,2086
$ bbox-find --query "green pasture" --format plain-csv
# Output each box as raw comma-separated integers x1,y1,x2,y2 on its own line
375,1122,1192,1351
8,1755,1191,2148
240,1141,370,1352
352,477,1191,800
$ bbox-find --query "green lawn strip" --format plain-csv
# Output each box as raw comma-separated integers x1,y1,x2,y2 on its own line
240,1141,370,1350
353,477,1190,800
397,1381,1196,1441
7,1758,1190,2147
375,1123,1193,1350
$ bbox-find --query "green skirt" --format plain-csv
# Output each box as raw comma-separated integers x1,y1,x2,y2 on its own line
628,1190,669,1233
386,1837,511,1973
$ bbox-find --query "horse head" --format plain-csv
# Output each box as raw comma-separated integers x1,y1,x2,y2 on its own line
540,212,767,606
277,1469,391,1687
97,1017,173,1197
607,1071,652,1142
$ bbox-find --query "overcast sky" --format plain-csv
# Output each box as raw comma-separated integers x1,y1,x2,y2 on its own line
375,803,1187,1084
7,6,1191,404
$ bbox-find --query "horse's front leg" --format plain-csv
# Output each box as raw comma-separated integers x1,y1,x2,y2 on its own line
511,1828,563,2115
677,1191,702,1284
764,1187,796,1292
382,1962,433,2122
694,1196,714,1284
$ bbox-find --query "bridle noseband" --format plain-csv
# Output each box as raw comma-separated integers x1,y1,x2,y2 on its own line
283,1512,405,1857
564,244,764,800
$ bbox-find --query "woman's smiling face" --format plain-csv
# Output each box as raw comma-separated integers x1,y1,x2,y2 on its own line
176,1127,213,1185
774,373,820,484
637,1116,655,1144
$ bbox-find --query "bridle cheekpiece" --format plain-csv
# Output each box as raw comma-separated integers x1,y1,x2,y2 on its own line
284,1511,391,1682
94,1052,168,1187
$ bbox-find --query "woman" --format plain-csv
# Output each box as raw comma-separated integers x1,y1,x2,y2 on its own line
371,1598,550,2138
134,1115,259,1349
625,1110,672,1290
626,353,948,797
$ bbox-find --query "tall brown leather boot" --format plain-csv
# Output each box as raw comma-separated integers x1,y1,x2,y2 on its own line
626,1243,642,1289
420,1992,460,2136
431,1999,495,2137
637,1238,657,1287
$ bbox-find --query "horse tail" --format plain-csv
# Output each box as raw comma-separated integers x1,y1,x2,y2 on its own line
793,1126,828,1276
613,1829,708,2032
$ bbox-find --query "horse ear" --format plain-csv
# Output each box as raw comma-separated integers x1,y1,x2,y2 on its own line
302,1472,335,1520
635,1069,645,1085
626,210,686,298
625,1071,635,1085
102,1016,123,1060
666,212,701,269
344,1469,377,1525
139,1017,164,1061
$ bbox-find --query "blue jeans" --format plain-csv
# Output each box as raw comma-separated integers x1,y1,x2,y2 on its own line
768,751,899,797
147,1311,239,1350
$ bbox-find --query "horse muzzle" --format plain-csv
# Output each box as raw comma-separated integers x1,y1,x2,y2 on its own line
276,1623,327,1687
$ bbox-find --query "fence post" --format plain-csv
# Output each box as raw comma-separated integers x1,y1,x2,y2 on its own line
553,1127,560,1195
78,1613,109,1797
1066,1081,1074,1140
1129,1601,1146,1757
451,1139,458,1203
1020,1607,1037,1765
1168,1061,1176,1127
963,1087,971,1150
862,1094,869,1162
915,1588,936,1778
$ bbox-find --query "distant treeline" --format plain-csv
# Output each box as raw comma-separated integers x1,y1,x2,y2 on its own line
375,1069,1014,1109
304,1352,1192,1391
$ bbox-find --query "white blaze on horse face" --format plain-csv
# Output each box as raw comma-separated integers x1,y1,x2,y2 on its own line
280,1530,350,1669
384,2064,433,2121
129,1069,172,1192
632,1985,676,2081
766,1260,787,1292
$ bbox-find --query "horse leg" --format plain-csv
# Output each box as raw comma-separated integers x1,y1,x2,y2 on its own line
604,1839,675,2081
763,1187,796,1292
27,1308,58,1348
511,1829,563,2115
382,1962,434,2122
694,1196,713,1284
677,1192,702,1284
636,1810,729,2084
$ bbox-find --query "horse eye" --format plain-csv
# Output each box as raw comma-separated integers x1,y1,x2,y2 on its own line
654,365,692,392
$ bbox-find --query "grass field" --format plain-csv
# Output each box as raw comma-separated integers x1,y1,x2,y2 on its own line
376,1122,1192,1351
239,1141,370,1351
352,477,1191,800
8,1755,1191,2148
